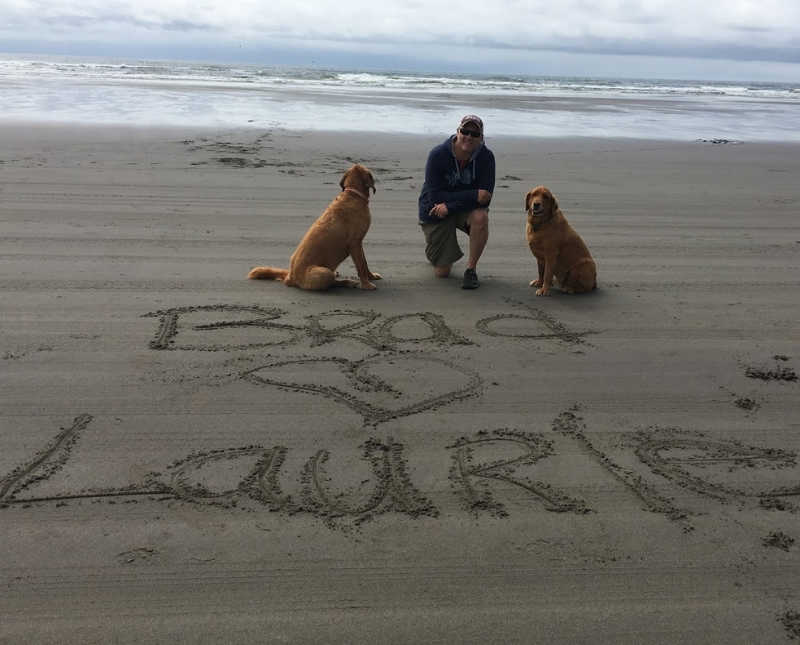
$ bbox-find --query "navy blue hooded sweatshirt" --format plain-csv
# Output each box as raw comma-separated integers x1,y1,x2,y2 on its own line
418,136,496,224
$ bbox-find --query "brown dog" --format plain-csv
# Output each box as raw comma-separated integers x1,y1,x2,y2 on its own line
525,186,597,296
248,164,381,290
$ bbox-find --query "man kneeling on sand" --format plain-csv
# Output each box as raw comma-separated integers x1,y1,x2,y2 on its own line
417,115,495,289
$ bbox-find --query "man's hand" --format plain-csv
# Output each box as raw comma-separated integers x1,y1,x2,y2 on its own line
429,203,448,219
477,189,492,206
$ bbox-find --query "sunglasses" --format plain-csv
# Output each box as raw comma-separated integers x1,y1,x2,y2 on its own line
459,128,482,138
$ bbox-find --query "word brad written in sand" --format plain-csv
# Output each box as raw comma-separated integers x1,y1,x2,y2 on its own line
143,302,594,352
2,413,798,527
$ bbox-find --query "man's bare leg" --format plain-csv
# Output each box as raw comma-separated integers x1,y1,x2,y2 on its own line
434,264,452,278
466,208,489,270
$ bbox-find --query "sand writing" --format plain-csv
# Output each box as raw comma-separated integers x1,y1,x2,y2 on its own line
305,310,472,350
0,419,436,526
305,309,380,348
145,303,593,352
241,353,484,426
165,445,273,507
448,428,590,517
552,409,689,523
145,305,475,352
371,312,473,348
145,305,302,351
159,439,437,528
299,439,439,527
475,298,595,346
5,413,798,530
0,414,93,504
632,426,799,510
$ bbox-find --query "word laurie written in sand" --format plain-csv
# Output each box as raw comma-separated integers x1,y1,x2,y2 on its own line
2,411,798,528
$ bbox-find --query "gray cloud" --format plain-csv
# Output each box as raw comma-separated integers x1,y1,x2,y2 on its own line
1,0,799,74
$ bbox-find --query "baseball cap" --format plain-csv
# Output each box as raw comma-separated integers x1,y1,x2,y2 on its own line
459,115,484,135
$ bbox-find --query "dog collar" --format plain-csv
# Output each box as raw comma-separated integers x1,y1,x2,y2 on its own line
342,186,369,202
344,187,369,202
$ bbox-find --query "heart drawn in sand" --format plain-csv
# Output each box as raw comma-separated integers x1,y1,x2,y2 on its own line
241,353,483,425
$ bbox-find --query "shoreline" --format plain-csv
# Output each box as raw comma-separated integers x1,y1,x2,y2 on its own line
5,119,800,144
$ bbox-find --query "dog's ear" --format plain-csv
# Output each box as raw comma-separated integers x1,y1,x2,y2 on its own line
354,164,376,194
525,190,535,212
339,168,351,190
544,188,558,213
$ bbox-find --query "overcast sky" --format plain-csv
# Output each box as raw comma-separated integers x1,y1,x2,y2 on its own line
2,0,800,80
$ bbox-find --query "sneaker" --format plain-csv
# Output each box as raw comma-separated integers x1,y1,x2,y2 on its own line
462,268,479,289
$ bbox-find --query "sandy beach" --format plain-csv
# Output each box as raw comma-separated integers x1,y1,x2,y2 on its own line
1,123,799,643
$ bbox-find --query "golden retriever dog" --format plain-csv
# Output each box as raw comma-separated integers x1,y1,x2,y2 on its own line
525,186,597,296
248,164,381,290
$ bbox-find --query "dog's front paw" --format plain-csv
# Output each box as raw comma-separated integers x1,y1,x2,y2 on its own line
369,272,382,281
535,287,550,296
530,278,542,288
359,281,377,290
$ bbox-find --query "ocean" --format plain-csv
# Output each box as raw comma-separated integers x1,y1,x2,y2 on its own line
1,53,798,141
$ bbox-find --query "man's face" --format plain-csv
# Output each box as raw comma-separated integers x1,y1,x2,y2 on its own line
455,121,483,154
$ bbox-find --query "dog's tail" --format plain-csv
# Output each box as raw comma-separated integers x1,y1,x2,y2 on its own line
247,266,289,281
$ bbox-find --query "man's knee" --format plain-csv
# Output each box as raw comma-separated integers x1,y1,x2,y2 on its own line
468,208,489,231
434,264,452,278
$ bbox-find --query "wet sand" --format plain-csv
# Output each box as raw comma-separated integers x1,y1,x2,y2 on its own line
1,124,799,643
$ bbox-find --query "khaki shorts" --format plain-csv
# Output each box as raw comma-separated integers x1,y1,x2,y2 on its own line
420,210,472,267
